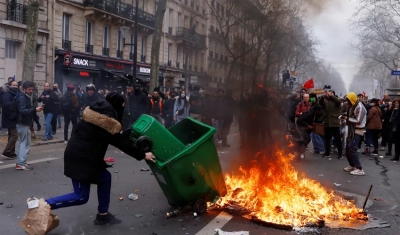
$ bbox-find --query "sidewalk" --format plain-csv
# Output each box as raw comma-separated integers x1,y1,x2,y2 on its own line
0,128,66,150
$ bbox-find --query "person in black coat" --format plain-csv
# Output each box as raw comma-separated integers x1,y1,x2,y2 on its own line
128,85,149,124
44,92,156,225
1,81,19,159
163,91,176,128
295,105,324,159
37,83,59,140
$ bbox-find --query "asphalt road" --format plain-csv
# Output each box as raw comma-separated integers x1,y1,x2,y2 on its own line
0,126,399,235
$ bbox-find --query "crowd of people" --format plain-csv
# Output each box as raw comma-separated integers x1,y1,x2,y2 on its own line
282,87,400,176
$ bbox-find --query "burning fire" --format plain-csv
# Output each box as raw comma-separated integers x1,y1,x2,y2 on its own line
216,149,367,227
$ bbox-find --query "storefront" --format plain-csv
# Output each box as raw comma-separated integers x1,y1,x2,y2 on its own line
54,49,163,92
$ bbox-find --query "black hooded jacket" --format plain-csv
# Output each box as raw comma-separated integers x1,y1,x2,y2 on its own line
64,98,145,184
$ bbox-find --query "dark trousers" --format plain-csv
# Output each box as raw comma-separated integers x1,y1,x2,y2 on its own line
164,115,175,128
365,129,380,150
51,114,57,133
46,169,111,214
64,112,77,141
388,130,400,158
32,113,41,130
381,124,390,147
324,127,342,156
221,121,232,144
3,128,18,155
346,134,362,169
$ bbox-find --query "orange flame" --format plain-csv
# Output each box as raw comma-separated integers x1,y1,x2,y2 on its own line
216,148,366,227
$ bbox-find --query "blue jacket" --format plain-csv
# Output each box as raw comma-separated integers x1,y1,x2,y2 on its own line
1,85,19,128
15,92,36,126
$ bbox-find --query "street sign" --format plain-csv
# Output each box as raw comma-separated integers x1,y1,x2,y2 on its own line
392,70,400,76
64,52,72,67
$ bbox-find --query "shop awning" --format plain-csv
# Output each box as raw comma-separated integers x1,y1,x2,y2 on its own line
102,70,130,81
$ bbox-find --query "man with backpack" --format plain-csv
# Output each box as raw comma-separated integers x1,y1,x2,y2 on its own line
1,81,19,159
60,85,79,144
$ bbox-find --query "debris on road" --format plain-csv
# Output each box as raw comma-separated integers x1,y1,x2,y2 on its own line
128,194,139,201
334,183,341,187
118,197,124,201
374,198,383,201
105,157,115,162
215,229,250,235
165,210,180,218
114,170,119,173
140,168,150,171
7,204,13,208
135,214,143,218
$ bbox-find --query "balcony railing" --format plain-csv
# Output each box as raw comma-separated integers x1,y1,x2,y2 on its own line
85,44,93,54
82,0,155,28
167,60,172,67
7,1,28,24
141,55,146,62
62,40,72,51
116,50,123,58
129,52,135,60
168,26,172,34
176,62,180,68
176,27,206,47
102,47,110,56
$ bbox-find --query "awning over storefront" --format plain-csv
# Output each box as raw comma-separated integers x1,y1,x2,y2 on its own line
102,70,130,81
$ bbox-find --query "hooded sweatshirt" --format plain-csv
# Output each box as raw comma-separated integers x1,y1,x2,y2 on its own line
346,92,367,139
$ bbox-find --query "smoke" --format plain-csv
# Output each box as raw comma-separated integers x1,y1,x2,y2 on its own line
304,0,335,17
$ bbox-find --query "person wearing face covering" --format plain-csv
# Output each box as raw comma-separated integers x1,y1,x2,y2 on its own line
1,81,20,160
128,85,149,124
174,90,190,123
42,92,156,226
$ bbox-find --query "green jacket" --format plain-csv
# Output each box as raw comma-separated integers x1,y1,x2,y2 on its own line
319,95,342,127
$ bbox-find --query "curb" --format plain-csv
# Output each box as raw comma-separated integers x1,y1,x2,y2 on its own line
31,140,65,147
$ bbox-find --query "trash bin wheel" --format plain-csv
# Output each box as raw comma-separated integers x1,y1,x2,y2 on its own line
136,136,153,152
193,199,207,214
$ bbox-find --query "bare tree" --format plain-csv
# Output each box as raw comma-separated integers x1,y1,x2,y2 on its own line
150,0,167,93
22,0,40,83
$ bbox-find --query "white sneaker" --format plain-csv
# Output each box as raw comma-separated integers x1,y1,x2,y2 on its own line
350,169,365,176
64,141,68,145
380,147,385,151
343,166,355,172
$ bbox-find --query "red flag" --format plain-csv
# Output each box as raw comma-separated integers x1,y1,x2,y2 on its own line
362,91,366,97
303,78,314,89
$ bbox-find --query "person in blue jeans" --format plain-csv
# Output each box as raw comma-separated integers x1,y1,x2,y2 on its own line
42,92,156,226
37,83,59,141
15,81,43,170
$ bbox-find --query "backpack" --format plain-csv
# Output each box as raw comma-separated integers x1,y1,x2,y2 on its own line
7,92,19,120
60,94,73,112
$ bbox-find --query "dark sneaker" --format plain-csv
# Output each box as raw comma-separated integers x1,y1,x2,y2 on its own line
2,153,16,160
322,155,330,158
385,152,392,156
361,149,371,155
372,150,379,155
390,157,400,162
16,163,33,171
337,155,343,160
41,137,48,141
48,136,54,140
94,213,121,225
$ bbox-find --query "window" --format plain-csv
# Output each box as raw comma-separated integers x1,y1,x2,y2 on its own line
62,13,70,40
141,37,146,56
177,13,181,27
5,40,18,59
130,33,134,54
86,21,92,45
117,29,122,51
103,26,109,48
36,44,42,63
177,46,180,62
167,44,172,62
184,16,188,28
168,9,173,27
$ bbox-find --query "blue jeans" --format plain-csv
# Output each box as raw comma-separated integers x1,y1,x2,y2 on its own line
16,124,31,165
46,169,111,214
346,134,362,169
44,113,54,139
213,119,224,144
57,115,62,126
311,132,325,152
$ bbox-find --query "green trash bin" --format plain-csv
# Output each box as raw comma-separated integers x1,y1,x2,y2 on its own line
131,115,227,213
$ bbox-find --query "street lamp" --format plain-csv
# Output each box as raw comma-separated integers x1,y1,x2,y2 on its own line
119,0,139,86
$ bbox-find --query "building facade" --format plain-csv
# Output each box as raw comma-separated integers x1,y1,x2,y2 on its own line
1,0,263,94
0,0,50,88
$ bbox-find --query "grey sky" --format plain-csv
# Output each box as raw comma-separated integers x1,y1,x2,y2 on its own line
304,0,359,91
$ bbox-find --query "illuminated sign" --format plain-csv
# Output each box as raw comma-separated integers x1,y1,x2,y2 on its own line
80,71,90,77
139,67,150,74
